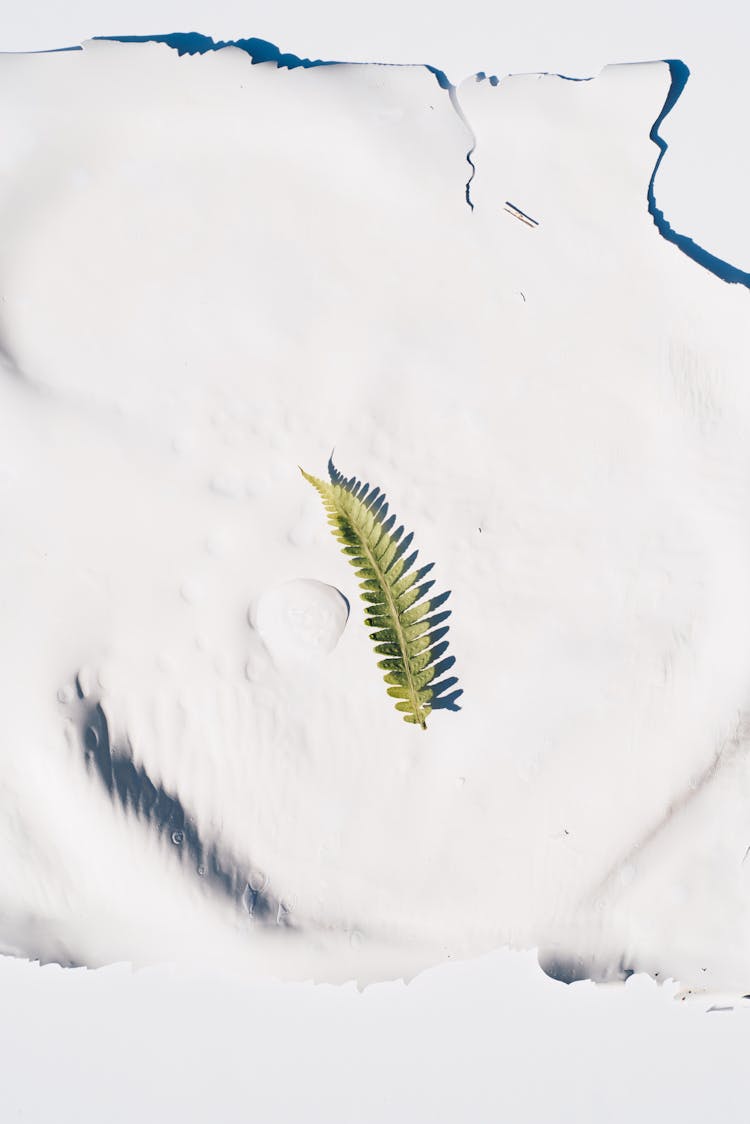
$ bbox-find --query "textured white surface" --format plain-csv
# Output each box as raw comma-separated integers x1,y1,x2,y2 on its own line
253,579,349,665
2,3,750,1120
3,0,748,269
1,42,750,996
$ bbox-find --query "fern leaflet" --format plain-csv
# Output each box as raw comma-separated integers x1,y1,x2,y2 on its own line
300,458,454,729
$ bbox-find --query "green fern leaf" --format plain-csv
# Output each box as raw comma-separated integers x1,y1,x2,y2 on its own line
300,458,455,730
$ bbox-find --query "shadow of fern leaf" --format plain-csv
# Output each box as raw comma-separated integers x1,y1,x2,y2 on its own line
423,640,450,668
429,656,456,680
424,610,452,630
431,685,464,712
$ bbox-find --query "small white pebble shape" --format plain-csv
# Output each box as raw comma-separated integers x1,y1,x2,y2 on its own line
253,579,349,664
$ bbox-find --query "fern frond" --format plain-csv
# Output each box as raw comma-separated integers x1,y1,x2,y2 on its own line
300,458,454,730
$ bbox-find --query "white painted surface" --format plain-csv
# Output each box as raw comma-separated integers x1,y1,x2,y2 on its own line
2,0,747,266
1,6,749,1120
253,579,349,665
2,42,750,987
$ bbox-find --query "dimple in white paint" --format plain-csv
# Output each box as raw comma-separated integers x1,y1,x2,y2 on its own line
252,578,350,665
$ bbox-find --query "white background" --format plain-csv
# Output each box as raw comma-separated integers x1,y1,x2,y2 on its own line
1,2,749,1121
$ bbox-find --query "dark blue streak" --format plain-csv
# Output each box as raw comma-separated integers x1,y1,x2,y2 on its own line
649,60,750,288
424,64,451,91
94,31,337,70
425,65,475,210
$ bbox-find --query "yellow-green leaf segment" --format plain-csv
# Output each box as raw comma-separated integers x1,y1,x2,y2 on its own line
300,459,452,729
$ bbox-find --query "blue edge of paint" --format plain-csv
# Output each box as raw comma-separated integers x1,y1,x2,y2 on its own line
649,61,750,287
57,35,750,290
